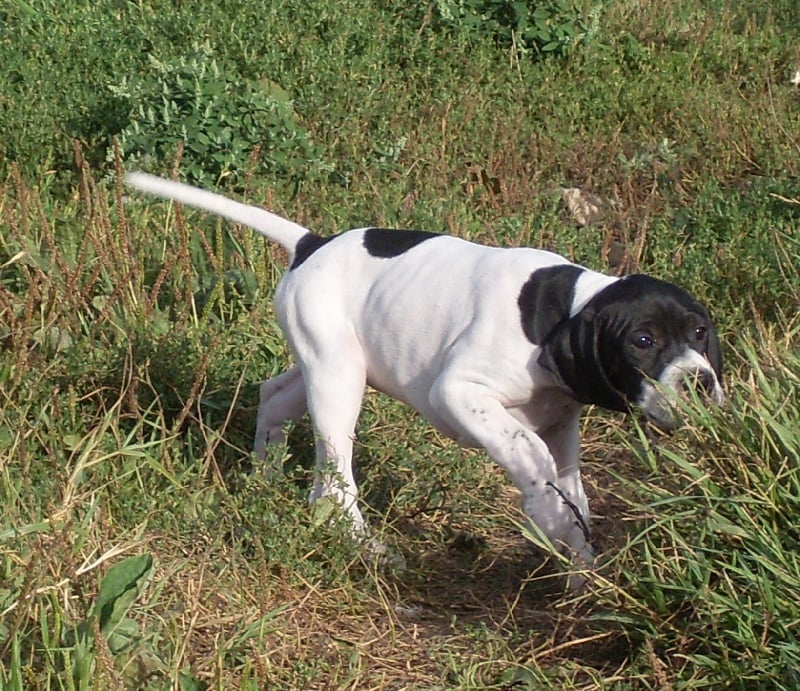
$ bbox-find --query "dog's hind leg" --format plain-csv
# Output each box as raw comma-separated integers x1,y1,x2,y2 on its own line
254,366,308,459
301,348,368,535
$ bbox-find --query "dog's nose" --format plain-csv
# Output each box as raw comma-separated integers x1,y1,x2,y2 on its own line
685,369,715,397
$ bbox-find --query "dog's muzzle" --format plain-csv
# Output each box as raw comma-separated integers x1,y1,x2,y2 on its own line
638,350,724,431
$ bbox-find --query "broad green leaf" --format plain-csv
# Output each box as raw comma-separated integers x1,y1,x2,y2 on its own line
93,554,154,635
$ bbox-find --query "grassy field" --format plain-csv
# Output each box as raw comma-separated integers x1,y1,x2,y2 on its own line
1,0,799,688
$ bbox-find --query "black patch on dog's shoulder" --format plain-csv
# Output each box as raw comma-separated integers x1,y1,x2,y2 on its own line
362,228,440,258
291,233,336,269
518,265,584,344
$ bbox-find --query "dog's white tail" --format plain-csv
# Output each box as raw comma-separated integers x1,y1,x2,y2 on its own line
125,172,310,257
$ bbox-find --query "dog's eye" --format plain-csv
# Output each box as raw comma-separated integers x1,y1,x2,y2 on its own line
694,326,707,341
634,334,655,349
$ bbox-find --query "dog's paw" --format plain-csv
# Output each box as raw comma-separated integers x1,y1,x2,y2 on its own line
565,566,591,592
362,536,407,572
564,540,595,592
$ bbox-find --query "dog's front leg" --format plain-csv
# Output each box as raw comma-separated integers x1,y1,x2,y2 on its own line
429,377,594,580
538,415,590,543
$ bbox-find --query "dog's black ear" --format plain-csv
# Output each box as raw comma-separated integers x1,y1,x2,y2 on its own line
538,308,629,412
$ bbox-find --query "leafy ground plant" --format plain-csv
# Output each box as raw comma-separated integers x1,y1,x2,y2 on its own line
435,0,599,57
109,46,325,188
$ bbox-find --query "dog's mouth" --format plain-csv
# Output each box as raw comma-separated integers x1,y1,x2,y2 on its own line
637,355,724,432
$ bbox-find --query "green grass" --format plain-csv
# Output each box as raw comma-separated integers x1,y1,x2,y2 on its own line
1,0,799,687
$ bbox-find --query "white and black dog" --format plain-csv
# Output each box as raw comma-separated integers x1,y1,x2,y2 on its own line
126,173,724,585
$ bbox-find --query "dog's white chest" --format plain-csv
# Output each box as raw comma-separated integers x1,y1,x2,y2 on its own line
506,383,581,434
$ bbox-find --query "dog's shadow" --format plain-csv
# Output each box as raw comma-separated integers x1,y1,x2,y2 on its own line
376,527,633,674
393,526,565,612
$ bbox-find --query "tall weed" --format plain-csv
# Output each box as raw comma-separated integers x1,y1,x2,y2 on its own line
590,320,800,688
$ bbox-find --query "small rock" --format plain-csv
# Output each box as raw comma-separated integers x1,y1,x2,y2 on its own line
561,187,605,226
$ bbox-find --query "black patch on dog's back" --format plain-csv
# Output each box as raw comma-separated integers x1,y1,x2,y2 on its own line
291,233,336,269
363,228,439,258
518,265,584,344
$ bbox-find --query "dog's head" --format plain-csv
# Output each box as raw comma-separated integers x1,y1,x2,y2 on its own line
538,274,724,430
